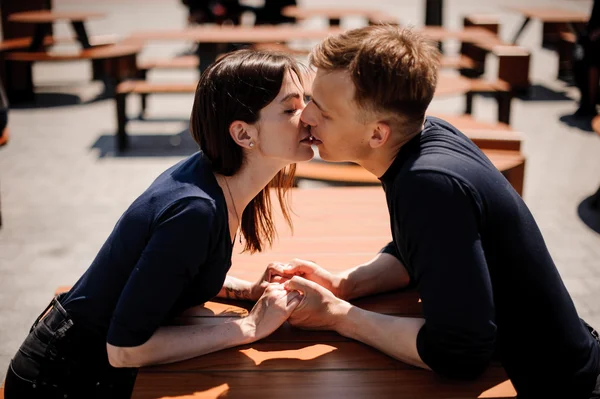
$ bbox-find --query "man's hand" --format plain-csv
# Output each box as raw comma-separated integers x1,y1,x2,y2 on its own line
270,259,345,298
283,276,351,331
242,283,302,342
246,262,295,301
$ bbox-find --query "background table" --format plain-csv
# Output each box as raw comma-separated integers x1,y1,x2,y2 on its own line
8,10,105,51
130,187,517,399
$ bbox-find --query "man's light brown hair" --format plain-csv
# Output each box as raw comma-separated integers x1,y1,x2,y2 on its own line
310,25,441,135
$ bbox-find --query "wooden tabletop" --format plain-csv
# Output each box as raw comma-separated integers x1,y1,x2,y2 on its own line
506,7,589,23
8,10,105,24
419,26,504,45
281,6,381,19
123,26,342,44
130,187,516,399
435,74,473,97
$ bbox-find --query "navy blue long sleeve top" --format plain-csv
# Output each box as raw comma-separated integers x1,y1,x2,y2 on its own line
379,117,599,397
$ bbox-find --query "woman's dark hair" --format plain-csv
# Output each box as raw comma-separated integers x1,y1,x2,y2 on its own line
190,49,303,253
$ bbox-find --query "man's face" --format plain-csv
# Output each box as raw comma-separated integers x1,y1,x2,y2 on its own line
300,69,373,162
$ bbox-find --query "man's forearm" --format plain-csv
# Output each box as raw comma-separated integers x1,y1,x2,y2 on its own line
337,253,410,300
217,275,253,301
333,302,430,370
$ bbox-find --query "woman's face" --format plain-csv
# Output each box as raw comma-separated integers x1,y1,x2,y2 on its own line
252,70,315,164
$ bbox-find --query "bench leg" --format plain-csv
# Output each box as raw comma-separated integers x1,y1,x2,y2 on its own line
135,69,148,119
465,92,474,115
496,92,512,125
116,92,129,152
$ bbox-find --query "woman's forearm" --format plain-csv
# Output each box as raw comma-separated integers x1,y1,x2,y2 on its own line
107,317,253,368
217,275,254,301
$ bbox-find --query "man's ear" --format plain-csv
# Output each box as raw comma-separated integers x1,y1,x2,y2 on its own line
369,121,392,149
229,120,257,149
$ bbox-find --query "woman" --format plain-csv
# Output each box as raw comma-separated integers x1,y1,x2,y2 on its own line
4,49,314,398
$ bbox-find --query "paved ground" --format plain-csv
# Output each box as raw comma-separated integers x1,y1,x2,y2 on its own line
1,0,599,384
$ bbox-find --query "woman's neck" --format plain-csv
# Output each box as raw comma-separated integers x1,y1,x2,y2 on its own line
216,158,287,240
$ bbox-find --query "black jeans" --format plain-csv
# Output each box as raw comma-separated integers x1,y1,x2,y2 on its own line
4,294,137,399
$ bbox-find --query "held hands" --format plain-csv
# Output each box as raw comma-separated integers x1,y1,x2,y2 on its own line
267,259,345,299
283,276,350,331
242,283,302,342
248,262,297,301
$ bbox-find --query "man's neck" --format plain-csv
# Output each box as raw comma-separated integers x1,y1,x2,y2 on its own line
357,127,422,178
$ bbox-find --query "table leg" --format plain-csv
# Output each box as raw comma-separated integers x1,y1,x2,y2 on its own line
195,43,220,75
5,60,34,103
29,23,52,51
329,18,341,26
511,17,531,45
70,21,91,49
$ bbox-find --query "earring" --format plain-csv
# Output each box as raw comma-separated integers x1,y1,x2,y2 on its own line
249,142,254,148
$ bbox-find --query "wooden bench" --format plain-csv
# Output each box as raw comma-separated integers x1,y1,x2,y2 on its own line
4,43,140,103
459,15,500,78
293,148,525,196
115,80,197,151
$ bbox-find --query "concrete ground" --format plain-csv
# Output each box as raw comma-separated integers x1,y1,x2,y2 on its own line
1,0,599,384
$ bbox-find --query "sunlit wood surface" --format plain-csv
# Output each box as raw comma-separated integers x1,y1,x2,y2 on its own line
131,187,517,399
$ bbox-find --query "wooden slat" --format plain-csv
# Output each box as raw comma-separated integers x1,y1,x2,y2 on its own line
506,7,589,23
132,368,516,399
138,55,199,70
123,26,342,44
8,10,105,23
440,55,477,69
0,35,118,52
143,340,413,372
117,81,197,94
5,44,140,62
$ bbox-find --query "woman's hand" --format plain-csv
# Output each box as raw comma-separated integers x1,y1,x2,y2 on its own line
268,259,345,298
241,283,302,342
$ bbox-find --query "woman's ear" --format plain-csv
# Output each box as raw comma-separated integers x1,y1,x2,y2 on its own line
229,120,257,149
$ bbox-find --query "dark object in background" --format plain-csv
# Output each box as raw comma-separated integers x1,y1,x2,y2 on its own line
182,0,245,25
253,0,297,25
572,0,600,117
0,76,8,147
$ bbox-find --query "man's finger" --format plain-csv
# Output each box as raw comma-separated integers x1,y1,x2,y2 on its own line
285,291,303,309
284,275,319,293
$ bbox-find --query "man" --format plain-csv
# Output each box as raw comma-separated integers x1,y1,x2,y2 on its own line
276,25,600,398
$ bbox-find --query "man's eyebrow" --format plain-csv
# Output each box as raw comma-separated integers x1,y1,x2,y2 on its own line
279,93,301,103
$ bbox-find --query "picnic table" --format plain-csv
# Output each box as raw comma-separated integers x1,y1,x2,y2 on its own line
8,10,105,51
508,7,589,46
129,187,517,399
124,25,342,72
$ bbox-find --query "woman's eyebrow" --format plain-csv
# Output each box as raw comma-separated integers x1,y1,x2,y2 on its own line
279,93,301,103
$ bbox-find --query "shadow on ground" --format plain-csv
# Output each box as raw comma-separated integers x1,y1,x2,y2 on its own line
559,114,596,132
91,127,198,158
517,84,574,102
578,193,600,234
10,91,111,110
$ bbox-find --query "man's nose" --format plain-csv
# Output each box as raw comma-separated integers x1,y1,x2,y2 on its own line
300,102,316,127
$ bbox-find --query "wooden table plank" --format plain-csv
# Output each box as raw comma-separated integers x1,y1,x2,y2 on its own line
8,10,105,23
132,368,515,399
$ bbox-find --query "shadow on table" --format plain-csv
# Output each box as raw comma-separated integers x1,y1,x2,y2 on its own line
578,193,600,234
90,127,198,158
